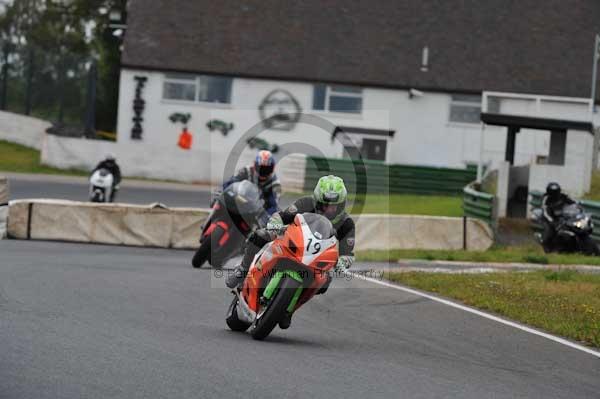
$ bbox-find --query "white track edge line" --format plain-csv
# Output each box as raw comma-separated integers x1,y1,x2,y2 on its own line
352,273,600,359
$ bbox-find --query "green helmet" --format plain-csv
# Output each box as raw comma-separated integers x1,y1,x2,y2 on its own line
313,175,347,224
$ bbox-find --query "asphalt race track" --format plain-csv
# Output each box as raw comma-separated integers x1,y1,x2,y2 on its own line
8,175,297,209
8,177,211,208
1,240,599,398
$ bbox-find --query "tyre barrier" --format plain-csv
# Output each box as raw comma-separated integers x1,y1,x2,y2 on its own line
6,199,494,251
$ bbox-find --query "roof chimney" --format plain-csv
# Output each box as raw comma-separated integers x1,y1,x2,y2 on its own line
421,46,429,72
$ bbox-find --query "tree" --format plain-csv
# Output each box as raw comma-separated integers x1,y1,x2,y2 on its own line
0,0,125,131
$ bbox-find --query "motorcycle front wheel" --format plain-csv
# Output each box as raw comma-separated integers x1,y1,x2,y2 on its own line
250,276,301,341
579,236,600,256
192,225,230,268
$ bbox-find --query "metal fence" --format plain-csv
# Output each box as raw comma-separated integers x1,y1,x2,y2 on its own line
0,43,96,137
463,183,495,227
529,190,600,241
304,157,477,195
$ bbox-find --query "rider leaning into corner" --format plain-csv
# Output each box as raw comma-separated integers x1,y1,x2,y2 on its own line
226,174,356,329
222,150,281,215
541,182,575,252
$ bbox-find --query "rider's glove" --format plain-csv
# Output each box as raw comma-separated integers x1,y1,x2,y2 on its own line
266,214,285,234
210,189,222,207
335,255,354,273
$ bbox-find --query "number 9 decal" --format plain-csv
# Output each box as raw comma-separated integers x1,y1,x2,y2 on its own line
306,238,322,255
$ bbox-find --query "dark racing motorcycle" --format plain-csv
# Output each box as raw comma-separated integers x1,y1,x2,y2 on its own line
531,203,600,255
192,180,269,269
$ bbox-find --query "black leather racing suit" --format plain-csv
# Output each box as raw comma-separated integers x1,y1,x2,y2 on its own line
235,196,355,291
541,193,575,251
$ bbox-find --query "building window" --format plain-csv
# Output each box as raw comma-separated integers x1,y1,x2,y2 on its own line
199,75,232,103
449,94,500,124
163,74,197,101
163,74,232,103
313,84,362,114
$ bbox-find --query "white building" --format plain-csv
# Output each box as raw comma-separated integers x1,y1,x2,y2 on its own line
47,1,600,201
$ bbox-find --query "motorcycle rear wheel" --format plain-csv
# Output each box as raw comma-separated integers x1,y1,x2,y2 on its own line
580,236,600,256
192,234,213,268
250,276,301,340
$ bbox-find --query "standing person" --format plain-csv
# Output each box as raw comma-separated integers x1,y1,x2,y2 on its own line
222,150,281,215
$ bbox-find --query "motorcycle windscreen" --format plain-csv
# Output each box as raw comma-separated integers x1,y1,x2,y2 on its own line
300,213,336,239
227,180,265,215
561,204,583,219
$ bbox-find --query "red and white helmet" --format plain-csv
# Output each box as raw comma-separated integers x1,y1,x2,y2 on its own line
254,150,276,181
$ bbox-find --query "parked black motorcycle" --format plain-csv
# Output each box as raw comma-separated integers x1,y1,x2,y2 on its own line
192,180,269,269
531,203,600,255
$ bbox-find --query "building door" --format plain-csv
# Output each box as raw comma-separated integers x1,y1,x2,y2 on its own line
362,138,387,161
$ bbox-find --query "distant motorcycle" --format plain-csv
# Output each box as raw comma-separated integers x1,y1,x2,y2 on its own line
192,180,268,269
531,203,600,255
89,168,115,203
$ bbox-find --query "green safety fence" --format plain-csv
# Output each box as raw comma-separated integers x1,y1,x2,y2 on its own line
304,157,477,195
463,183,495,227
529,190,600,241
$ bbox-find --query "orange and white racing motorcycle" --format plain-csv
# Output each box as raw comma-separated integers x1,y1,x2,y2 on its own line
225,213,339,340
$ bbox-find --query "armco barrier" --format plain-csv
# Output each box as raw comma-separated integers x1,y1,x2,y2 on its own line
529,190,600,242
7,199,494,251
304,157,477,195
463,183,495,227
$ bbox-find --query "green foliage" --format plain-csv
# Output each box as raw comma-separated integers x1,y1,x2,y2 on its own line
348,193,463,216
0,1,124,131
543,269,576,282
0,139,86,175
357,244,600,266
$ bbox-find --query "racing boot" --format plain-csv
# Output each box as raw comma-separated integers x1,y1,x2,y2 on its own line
225,233,264,288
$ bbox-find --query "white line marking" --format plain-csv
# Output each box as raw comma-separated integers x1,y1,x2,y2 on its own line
352,273,600,359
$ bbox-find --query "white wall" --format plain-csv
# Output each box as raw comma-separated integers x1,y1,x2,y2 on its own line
528,130,594,197
112,68,553,186
0,110,50,150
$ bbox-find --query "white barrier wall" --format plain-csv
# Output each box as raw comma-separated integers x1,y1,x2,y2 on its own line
277,154,307,193
354,214,493,251
0,110,50,150
8,199,210,248
41,133,307,192
528,130,594,197
7,199,494,251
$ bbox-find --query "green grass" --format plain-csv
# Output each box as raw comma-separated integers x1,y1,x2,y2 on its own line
357,243,600,266
0,139,87,176
348,194,463,216
386,270,600,348
281,192,463,216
